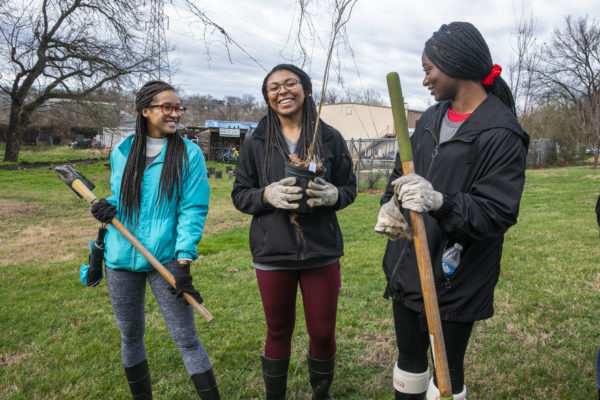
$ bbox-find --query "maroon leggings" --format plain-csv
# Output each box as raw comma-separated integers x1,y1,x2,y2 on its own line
255,261,340,360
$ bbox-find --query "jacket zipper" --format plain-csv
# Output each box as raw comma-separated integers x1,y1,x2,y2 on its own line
130,223,138,271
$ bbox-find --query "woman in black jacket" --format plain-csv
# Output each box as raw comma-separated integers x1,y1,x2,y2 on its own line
375,22,529,400
231,64,356,399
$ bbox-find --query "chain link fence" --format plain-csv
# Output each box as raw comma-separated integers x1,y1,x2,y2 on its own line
346,138,397,191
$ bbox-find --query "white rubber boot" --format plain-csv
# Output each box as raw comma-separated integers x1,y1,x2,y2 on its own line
426,377,466,400
393,363,429,395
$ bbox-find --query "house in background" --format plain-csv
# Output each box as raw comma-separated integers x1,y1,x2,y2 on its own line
319,102,422,139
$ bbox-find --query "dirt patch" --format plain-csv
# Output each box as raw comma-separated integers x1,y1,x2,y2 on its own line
361,188,385,195
351,330,396,368
583,174,600,180
0,213,95,267
0,351,27,367
203,207,250,234
0,199,43,220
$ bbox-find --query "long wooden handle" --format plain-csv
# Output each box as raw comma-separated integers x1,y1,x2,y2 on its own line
387,72,453,399
70,179,213,323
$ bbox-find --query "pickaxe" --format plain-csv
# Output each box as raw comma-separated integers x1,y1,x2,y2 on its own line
387,72,453,399
56,165,214,323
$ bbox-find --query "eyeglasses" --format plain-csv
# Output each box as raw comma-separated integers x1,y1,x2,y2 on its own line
266,78,301,95
147,104,187,117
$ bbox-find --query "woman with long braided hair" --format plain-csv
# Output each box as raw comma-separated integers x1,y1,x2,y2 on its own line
232,64,356,399
375,22,529,399
90,80,220,399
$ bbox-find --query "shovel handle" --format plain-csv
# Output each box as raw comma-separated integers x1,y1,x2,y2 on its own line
67,175,213,323
387,72,452,399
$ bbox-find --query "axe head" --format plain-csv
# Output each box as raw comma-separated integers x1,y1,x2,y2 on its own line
55,165,95,198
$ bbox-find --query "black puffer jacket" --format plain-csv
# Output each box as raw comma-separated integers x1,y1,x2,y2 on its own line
232,117,356,265
381,94,529,322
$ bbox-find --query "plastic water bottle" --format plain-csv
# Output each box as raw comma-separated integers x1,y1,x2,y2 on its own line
441,243,463,276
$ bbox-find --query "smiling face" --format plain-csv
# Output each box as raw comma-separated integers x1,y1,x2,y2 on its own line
266,69,305,120
141,90,181,139
422,52,460,102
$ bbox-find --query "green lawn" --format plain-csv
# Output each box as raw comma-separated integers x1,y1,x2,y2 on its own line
0,143,109,167
0,159,599,399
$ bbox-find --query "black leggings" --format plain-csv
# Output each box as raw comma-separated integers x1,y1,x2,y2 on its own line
393,299,473,394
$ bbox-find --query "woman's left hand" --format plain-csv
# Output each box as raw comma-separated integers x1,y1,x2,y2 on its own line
306,177,339,207
170,261,203,304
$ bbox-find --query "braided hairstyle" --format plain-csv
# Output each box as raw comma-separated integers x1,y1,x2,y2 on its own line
119,80,189,223
424,21,516,116
261,64,323,183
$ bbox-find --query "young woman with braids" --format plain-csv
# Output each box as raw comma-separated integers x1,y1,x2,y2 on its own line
90,80,220,399
374,22,529,399
231,64,356,399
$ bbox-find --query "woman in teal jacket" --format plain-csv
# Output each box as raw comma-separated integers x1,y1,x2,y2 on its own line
91,80,219,399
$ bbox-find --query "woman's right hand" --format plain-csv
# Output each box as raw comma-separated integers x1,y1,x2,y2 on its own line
262,177,303,210
91,198,117,223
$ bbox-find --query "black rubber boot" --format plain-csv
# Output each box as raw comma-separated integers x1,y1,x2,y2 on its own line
124,359,152,400
191,368,221,400
307,354,335,400
261,355,289,400
394,390,425,399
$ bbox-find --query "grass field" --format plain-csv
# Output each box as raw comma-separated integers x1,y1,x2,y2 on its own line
0,143,109,167
0,158,599,399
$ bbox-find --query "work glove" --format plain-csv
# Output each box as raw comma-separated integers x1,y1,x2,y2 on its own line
169,262,203,304
392,173,443,213
91,198,117,223
306,177,339,207
374,199,412,240
262,177,303,210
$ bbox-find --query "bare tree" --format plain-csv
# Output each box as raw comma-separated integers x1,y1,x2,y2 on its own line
0,0,157,162
536,16,600,167
508,3,540,117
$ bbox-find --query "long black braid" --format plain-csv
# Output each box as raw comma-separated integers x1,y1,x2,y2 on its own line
119,80,189,223
261,64,323,183
424,21,516,116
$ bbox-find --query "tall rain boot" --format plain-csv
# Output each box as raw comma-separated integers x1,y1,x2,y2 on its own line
191,368,221,400
307,353,335,400
393,363,428,399
261,354,290,400
124,359,152,400
426,378,466,400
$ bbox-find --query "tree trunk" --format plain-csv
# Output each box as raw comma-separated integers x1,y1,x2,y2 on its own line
3,125,22,162
3,103,28,163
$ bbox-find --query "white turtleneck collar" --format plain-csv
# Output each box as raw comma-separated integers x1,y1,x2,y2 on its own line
146,135,166,158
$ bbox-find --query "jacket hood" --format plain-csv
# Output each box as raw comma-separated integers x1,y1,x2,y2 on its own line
427,94,530,148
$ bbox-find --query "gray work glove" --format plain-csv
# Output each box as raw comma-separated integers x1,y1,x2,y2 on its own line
306,177,339,207
392,173,443,213
374,199,412,240
263,177,303,210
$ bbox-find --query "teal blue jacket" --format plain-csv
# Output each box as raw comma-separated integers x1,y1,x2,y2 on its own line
104,134,209,272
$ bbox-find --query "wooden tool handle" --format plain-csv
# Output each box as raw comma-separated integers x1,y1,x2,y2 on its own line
70,177,213,323
110,219,213,322
387,72,453,399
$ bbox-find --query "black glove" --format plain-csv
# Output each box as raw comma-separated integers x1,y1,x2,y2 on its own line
91,199,117,223
169,262,203,304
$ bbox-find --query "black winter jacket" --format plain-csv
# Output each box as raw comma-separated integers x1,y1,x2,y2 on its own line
232,117,356,266
381,94,529,322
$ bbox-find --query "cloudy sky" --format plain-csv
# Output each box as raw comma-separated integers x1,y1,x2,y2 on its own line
164,0,600,111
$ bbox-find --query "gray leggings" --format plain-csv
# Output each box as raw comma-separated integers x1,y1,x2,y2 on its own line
105,260,211,375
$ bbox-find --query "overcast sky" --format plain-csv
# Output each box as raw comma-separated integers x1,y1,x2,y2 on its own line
164,0,600,111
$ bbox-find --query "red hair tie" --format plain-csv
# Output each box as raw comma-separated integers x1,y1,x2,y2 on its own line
481,64,502,86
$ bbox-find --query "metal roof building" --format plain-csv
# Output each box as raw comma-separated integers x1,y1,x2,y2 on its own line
319,103,423,140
